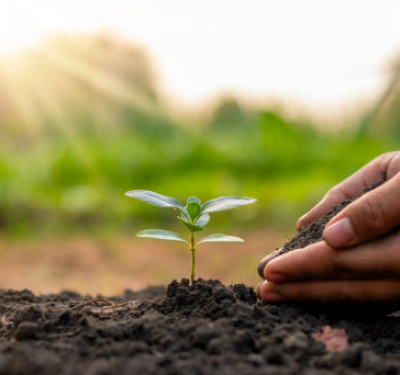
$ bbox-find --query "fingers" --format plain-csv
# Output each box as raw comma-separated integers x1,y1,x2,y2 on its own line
258,279,400,303
386,152,400,180
296,187,352,230
264,232,400,282
323,173,400,248
297,152,400,230
257,248,285,278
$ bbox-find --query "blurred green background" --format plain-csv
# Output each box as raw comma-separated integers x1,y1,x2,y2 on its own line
0,33,399,293
0,34,399,238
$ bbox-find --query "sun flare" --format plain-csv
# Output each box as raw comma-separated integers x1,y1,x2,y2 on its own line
0,0,399,118
0,23,37,56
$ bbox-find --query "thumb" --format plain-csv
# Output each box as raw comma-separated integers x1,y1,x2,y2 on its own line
323,175,400,248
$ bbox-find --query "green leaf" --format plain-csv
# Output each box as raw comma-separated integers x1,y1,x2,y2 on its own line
197,234,244,244
179,207,191,221
137,229,188,244
125,190,184,212
177,216,203,232
187,196,202,219
201,196,257,214
196,213,210,227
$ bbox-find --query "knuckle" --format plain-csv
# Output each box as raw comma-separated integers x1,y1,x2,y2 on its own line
377,152,395,166
331,251,351,278
328,184,341,196
378,236,400,275
372,153,390,180
327,184,352,202
358,192,388,234
378,152,393,161
387,154,400,179
324,186,342,203
325,186,338,200
377,152,399,179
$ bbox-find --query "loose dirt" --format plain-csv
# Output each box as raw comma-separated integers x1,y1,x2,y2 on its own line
2,278,400,374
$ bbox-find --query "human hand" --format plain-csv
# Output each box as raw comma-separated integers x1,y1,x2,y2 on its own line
258,152,400,303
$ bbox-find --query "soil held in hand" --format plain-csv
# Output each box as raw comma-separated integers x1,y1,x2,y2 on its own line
262,180,385,263
1,180,400,374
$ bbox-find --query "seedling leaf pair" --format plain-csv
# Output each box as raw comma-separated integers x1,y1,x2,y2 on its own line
137,229,244,245
125,190,256,283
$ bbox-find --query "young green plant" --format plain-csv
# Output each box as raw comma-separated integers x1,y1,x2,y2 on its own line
125,190,256,284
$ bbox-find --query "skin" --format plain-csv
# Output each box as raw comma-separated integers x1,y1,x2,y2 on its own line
257,151,400,303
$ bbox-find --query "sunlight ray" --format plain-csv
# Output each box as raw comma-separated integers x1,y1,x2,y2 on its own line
0,59,43,141
23,62,100,174
36,41,160,120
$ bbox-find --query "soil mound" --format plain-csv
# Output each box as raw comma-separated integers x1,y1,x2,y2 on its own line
1,277,400,374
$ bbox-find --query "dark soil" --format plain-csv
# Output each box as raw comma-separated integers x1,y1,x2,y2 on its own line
3,282,400,375
2,180,400,375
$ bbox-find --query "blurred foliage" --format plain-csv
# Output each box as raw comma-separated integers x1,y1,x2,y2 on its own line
0,33,399,238
359,58,400,139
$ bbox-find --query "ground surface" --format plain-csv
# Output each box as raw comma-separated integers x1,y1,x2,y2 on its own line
2,182,400,374
2,278,400,375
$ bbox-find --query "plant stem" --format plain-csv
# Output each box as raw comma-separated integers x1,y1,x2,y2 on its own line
190,231,196,285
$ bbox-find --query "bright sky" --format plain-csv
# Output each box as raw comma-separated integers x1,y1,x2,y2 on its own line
1,0,400,116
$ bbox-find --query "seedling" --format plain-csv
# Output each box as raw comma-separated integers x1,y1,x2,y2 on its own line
125,190,256,284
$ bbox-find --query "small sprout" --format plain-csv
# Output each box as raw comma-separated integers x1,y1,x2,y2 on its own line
125,190,257,284
187,196,202,220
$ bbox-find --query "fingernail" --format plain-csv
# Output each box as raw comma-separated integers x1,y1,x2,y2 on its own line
259,281,285,303
297,214,306,230
266,272,287,283
257,259,268,278
257,248,285,278
323,217,354,247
